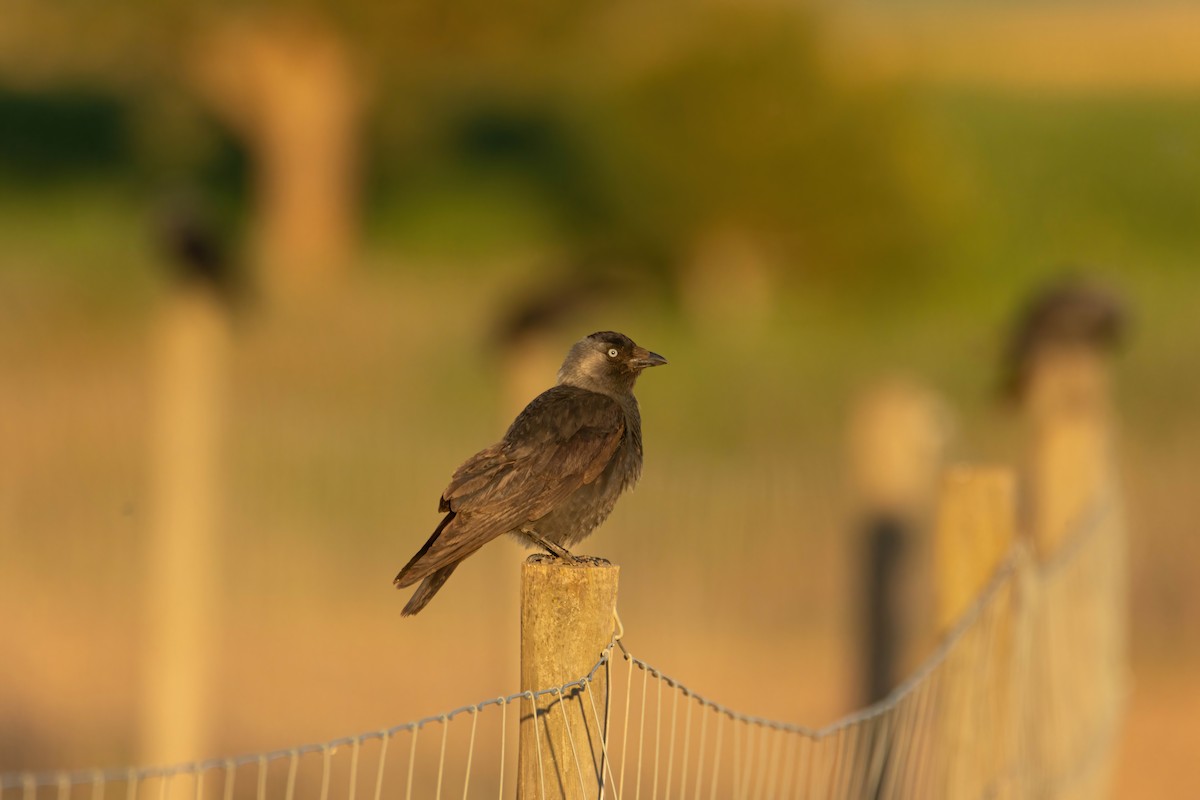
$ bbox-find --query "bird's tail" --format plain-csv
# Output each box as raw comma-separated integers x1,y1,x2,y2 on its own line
394,511,456,588
400,562,459,617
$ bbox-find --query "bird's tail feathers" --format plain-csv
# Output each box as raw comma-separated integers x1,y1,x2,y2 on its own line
401,562,460,616
394,511,456,588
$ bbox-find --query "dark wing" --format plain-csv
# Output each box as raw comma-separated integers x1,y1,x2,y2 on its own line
394,386,625,586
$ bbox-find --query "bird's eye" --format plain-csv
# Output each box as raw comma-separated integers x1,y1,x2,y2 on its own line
607,348,619,358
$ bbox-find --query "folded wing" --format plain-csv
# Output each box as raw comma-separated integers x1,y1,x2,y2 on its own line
394,386,625,587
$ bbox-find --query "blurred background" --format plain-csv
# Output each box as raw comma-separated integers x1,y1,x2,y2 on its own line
2,0,1198,795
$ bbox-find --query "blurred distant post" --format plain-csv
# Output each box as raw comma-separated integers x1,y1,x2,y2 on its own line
140,212,234,773
932,465,1021,798
503,332,567,421
493,274,625,420
682,229,776,339
848,378,948,703
193,14,362,297
1011,278,1128,796
1001,277,1125,554
933,467,1016,632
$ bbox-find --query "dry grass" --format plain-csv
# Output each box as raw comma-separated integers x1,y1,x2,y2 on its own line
2,271,1198,796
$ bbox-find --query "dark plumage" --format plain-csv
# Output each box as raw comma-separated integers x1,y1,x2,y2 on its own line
156,196,243,306
1002,276,1127,399
394,331,667,615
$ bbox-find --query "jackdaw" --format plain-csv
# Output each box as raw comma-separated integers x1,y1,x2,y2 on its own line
1001,277,1127,400
394,331,667,616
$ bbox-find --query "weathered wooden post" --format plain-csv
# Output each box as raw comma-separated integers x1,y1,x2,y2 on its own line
932,465,1023,799
517,555,620,800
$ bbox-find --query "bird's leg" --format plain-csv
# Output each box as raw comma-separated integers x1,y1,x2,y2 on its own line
521,529,581,563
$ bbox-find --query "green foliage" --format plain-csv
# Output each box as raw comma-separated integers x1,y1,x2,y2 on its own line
4,3,1200,316
0,89,131,181
363,6,936,292
930,91,1200,264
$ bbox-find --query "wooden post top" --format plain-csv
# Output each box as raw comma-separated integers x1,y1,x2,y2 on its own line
934,465,1017,634
1022,347,1117,560
520,556,619,686
518,555,620,799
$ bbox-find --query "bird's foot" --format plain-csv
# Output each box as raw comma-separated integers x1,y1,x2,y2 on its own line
542,540,581,564
523,531,581,563
525,552,611,568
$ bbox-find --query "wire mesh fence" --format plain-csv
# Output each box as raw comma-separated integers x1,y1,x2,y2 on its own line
1,490,1124,800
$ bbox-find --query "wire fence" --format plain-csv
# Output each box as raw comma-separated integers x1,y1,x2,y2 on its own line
1,491,1124,800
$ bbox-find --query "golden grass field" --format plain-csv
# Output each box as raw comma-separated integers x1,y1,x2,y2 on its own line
4,3,1200,795
2,261,1199,795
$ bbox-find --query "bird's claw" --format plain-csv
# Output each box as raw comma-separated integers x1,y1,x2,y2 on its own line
542,540,580,563
553,548,582,564
524,530,580,563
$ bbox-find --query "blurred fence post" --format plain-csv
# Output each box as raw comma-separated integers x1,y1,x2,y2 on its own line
517,556,619,800
140,285,230,776
1024,346,1126,797
933,466,1015,631
932,465,1024,798
1025,346,1117,558
849,378,949,703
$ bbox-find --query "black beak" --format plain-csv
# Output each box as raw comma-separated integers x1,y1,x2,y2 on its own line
632,348,668,369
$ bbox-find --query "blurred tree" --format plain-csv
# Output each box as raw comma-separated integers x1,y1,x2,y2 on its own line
0,88,130,182
367,3,938,327
191,13,362,297
0,0,936,307
0,2,361,299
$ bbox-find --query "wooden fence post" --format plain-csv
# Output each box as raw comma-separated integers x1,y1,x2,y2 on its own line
1025,347,1116,558
932,465,1023,799
849,378,950,703
517,555,620,800
1023,345,1125,797
934,466,1016,631
140,285,230,776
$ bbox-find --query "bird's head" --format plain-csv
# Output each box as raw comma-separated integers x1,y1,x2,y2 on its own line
557,331,667,395
1002,277,1127,400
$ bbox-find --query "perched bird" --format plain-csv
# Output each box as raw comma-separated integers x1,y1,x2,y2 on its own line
394,331,667,616
1001,276,1127,400
156,195,242,305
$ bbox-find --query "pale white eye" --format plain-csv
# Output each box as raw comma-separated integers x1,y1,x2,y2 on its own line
607,348,619,358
